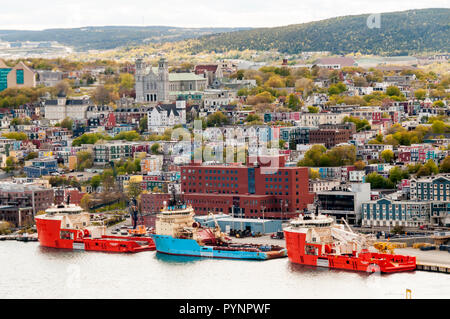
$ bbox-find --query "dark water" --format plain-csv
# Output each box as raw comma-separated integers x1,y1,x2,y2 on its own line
1,241,448,299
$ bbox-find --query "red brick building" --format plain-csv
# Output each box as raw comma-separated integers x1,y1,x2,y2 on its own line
54,188,85,205
181,155,314,219
309,129,352,149
140,193,170,213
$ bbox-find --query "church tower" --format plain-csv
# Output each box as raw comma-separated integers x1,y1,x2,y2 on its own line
135,57,146,103
158,57,169,102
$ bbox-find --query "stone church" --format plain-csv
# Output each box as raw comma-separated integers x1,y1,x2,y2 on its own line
135,57,208,104
135,57,169,103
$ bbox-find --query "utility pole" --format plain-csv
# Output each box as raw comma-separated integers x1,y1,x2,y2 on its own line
240,207,243,231
261,205,265,234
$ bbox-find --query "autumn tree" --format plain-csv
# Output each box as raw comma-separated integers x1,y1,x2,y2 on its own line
206,111,230,127
60,117,73,131
127,181,142,200
380,149,394,163
354,160,366,170
92,85,112,105
80,194,92,211
414,89,427,100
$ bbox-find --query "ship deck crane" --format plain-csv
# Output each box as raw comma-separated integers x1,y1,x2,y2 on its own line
208,212,221,231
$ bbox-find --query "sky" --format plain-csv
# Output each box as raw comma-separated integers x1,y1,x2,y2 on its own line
0,0,449,30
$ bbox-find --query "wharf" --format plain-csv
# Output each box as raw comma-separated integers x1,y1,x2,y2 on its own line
0,234,38,242
416,263,450,274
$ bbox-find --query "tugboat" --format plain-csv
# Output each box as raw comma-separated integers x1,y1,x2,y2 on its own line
151,187,287,260
283,201,416,273
35,196,155,253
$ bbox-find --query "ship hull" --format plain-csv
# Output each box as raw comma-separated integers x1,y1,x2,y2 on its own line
35,217,155,253
152,234,287,260
284,230,416,273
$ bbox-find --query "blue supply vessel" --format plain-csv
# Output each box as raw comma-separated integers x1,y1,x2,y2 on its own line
151,191,287,260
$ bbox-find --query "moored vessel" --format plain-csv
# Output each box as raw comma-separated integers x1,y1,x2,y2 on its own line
151,189,287,260
35,201,155,253
283,205,416,273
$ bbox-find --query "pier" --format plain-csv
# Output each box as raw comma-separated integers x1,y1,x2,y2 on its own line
0,234,38,242
416,263,450,274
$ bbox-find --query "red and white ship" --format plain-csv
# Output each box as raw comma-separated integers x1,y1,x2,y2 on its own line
283,210,416,273
35,203,155,253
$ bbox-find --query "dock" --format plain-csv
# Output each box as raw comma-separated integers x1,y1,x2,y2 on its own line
416,263,450,274
0,234,38,242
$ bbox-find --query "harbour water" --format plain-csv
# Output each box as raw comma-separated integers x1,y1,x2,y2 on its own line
1,241,449,299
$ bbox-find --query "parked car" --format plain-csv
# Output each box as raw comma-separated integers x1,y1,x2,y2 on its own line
270,231,284,239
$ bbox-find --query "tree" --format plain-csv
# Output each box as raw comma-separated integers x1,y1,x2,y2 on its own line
113,130,141,141
4,156,16,172
366,172,395,189
414,89,427,100
297,145,327,167
206,111,230,127
119,73,135,91
386,86,401,97
151,143,161,155
389,167,409,184
237,88,249,96
265,75,285,88
307,106,319,113
80,194,92,211
60,117,73,131
24,152,38,161
0,221,13,235
92,85,112,105
287,94,301,111
77,151,93,170
295,78,314,96
247,91,275,105
2,132,27,140
416,160,439,177
433,100,445,107
354,160,366,171
440,156,450,173
343,116,370,132
90,175,102,190
139,115,148,133
424,159,439,175
431,120,448,134
127,181,142,200
380,149,394,163
54,80,71,96
353,76,368,87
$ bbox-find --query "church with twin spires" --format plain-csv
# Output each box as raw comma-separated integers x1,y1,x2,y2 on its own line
134,56,207,104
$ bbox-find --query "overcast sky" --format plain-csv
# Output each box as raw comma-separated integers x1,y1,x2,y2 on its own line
0,0,448,30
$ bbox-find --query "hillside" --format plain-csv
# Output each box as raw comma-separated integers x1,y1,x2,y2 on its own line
190,9,450,56
0,26,250,51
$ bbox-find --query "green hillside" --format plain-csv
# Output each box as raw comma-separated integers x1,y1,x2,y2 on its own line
190,9,450,55
0,26,250,51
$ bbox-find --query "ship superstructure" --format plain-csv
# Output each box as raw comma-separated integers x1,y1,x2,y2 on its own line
35,201,155,253
151,188,287,260
283,208,416,273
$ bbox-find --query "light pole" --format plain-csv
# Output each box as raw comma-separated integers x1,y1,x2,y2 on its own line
261,205,265,234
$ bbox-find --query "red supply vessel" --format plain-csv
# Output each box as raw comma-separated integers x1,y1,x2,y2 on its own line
35,203,155,253
283,210,416,273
